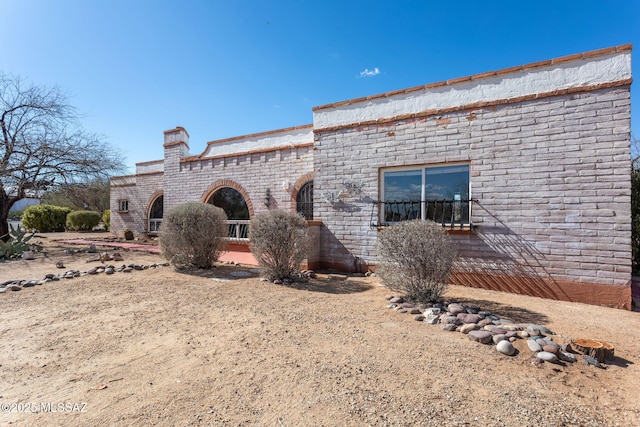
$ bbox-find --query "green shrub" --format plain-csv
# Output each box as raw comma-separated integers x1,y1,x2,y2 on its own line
102,210,110,231
249,209,310,281
376,220,457,303
66,210,101,231
21,204,72,232
160,202,228,269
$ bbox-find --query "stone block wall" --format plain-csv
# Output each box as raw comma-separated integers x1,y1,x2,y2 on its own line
313,83,632,308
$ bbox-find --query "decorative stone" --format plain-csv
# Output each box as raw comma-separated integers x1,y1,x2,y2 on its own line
55,261,65,269
423,314,439,324
527,340,542,353
492,334,507,344
527,325,541,336
21,280,37,288
8,284,21,291
105,268,115,275
424,307,441,316
440,315,458,325
410,308,422,315
389,297,404,304
558,351,577,363
414,315,425,321
457,313,482,324
87,267,98,275
477,318,493,327
496,340,516,356
542,343,560,354
447,303,466,315
468,330,493,344
441,324,457,332
537,351,558,363
401,302,414,308
460,323,478,334
21,251,35,260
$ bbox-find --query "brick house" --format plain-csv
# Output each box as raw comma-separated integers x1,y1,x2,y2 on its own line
111,45,633,309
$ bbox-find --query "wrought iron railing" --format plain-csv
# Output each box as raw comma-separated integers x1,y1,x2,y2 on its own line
296,202,314,220
371,199,472,229
226,220,250,241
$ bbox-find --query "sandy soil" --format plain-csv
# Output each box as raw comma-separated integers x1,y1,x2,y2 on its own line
0,233,639,426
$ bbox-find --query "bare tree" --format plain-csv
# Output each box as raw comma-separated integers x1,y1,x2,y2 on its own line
41,178,110,212
0,72,125,238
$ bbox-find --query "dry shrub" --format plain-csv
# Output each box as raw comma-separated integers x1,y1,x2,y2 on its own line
377,220,457,303
160,202,228,269
249,209,310,281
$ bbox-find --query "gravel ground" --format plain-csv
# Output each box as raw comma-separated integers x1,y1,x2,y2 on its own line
0,235,639,426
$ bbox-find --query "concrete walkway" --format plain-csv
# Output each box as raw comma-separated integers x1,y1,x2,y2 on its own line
57,239,258,266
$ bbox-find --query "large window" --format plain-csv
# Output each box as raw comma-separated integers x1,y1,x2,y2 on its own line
381,164,470,225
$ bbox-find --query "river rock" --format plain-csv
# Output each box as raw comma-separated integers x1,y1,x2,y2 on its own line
527,340,542,352
468,330,492,344
447,303,466,315
542,343,560,354
389,297,404,304
496,340,516,356
441,324,458,332
537,351,558,363
492,334,507,344
460,323,478,334
558,351,577,363
457,313,482,324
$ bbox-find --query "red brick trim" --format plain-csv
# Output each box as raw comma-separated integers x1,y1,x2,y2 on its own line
313,79,632,134
200,179,255,217
313,44,632,112
146,190,164,221
450,271,632,310
135,159,164,166
290,172,314,212
163,140,188,148
163,126,190,137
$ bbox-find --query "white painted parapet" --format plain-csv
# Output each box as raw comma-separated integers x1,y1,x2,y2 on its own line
313,46,632,130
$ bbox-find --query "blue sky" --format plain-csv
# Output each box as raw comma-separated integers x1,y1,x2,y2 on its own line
1,0,638,173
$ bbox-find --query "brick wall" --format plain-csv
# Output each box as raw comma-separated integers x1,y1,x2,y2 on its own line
313,85,632,307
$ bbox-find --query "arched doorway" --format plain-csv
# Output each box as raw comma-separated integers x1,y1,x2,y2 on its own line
148,195,163,234
296,180,313,220
207,187,249,240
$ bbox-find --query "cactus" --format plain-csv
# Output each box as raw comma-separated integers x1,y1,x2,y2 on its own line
0,224,36,259
124,229,134,241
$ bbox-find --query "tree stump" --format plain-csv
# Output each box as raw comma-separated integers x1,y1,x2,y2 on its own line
570,338,615,363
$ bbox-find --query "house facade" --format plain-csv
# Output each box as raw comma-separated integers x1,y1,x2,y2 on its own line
111,45,633,309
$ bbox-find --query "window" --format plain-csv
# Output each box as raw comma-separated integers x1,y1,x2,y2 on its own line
148,195,163,234
296,180,313,220
118,200,129,213
380,164,470,225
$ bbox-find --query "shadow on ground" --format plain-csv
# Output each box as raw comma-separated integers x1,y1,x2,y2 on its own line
449,297,550,325
288,277,374,294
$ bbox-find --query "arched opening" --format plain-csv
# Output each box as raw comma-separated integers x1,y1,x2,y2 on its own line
148,195,163,234
296,180,313,220
207,187,249,240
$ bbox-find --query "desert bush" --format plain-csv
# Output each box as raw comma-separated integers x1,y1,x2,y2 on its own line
249,209,310,281
160,202,228,269
376,220,457,303
102,210,110,231
21,204,72,232
66,210,101,231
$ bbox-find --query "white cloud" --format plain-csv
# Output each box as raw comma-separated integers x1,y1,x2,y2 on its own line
359,67,380,77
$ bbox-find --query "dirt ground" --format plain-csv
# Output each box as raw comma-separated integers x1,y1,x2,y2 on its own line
1,233,639,426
